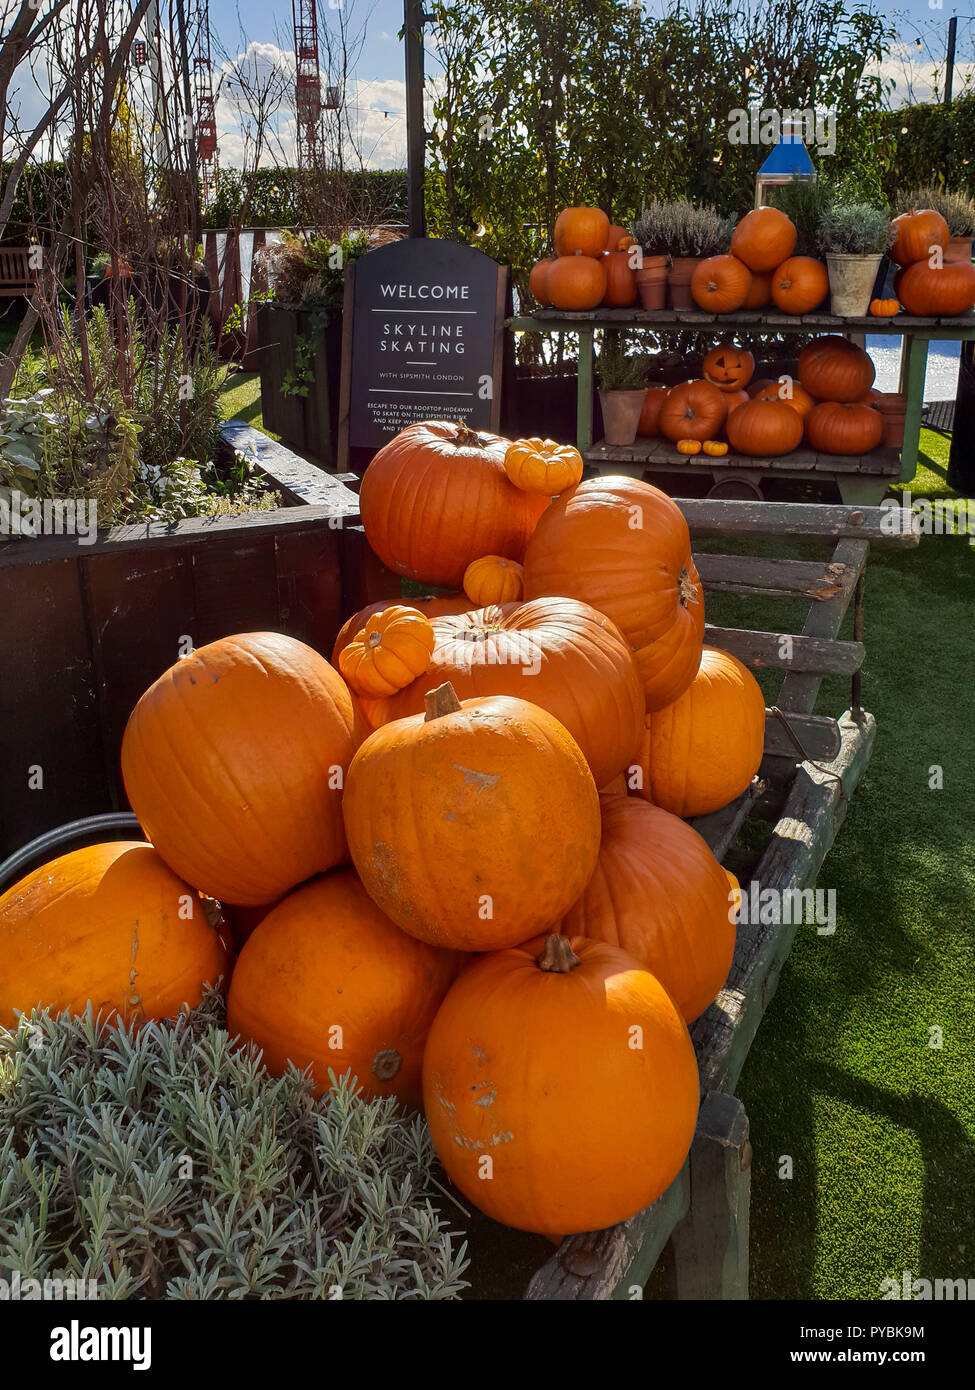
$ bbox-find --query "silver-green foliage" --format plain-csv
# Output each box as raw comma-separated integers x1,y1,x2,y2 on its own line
895,185,975,237
817,203,894,256
0,997,469,1300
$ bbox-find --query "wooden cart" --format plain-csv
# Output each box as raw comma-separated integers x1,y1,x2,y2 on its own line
515,495,919,1299
505,307,975,505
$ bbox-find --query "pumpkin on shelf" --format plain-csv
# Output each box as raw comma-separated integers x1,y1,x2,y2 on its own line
604,222,629,253
730,206,797,272
422,931,700,1235
676,438,702,455
870,297,900,317
636,645,766,818
890,207,949,268
462,554,524,606
637,385,669,437
804,401,884,455
703,439,729,457
546,254,607,309
724,388,751,415
338,605,436,698
725,397,803,456
227,871,461,1109
522,476,705,712
659,378,728,442
751,376,815,418
742,270,773,308
358,419,545,587
561,795,737,1023
895,259,975,317
770,256,829,314
504,436,583,495
332,594,471,666
601,249,638,307
359,597,644,790
528,258,555,306
121,632,356,906
344,683,600,952
798,336,875,402
690,254,752,313
702,342,756,392
0,842,230,1027
554,205,610,258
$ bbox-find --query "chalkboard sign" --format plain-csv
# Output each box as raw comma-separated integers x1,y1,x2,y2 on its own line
337,239,506,467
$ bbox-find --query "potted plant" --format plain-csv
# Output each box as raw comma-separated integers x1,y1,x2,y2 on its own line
656,200,733,309
818,204,893,317
629,202,671,310
596,330,648,446
895,186,975,264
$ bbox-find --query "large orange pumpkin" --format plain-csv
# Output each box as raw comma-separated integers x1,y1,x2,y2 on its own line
636,646,766,817
0,842,230,1027
547,255,607,309
344,685,601,951
561,795,737,1023
895,259,975,316
730,206,797,272
601,249,638,306
358,420,545,587
798,336,875,402
422,932,700,1234
359,598,645,790
528,258,555,306
226,871,460,1108
804,401,884,455
522,475,705,695
659,379,729,442
890,208,950,268
690,255,752,313
332,594,470,666
770,256,829,314
121,633,355,905
726,398,803,456
637,385,669,436
702,342,755,392
554,205,610,258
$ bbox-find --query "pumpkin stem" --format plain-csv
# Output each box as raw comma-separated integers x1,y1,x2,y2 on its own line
453,418,486,448
537,933,581,974
678,568,699,608
424,681,462,721
372,1048,402,1081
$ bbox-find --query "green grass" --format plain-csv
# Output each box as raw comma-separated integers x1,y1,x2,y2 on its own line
736,428,975,1299
217,368,279,439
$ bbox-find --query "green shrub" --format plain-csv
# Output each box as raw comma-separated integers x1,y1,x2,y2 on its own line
0,997,469,1300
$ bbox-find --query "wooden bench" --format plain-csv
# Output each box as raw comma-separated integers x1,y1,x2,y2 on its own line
0,247,36,298
519,497,919,1299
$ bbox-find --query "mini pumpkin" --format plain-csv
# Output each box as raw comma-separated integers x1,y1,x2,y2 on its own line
462,554,524,605
344,683,601,951
702,342,756,392
676,438,702,455
870,297,900,317
338,605,436,698
332,594,471,666
659,379,729,443
702,440,729,457
504,436,583,495
690,254,752,313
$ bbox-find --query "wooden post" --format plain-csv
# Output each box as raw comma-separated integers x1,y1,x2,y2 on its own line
670,1091,751,1300
577,325,594,452
898,336,929,483
404,0,427,238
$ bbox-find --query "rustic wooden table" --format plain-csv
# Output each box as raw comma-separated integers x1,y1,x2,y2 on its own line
505,307,975,505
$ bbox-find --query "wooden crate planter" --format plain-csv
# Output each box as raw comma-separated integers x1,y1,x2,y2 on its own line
256,304,343,468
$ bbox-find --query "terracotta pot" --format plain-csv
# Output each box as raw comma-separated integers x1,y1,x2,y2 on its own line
875,392,907,449
945,236,974,265
826,253,884,317
668,256,702,310
598,388,646,446
635,256,668,310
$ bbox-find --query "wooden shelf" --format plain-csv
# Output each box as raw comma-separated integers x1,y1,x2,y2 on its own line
508,308,975,339
585,440,902,477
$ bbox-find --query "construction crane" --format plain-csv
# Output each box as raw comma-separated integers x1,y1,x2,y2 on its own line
292,0,339,171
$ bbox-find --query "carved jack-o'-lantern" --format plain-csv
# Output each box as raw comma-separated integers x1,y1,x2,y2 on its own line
702,343,756,393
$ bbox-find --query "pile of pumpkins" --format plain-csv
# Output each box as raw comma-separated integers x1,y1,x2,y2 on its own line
644,334,892,458
528,202,975,318
0,420,773,1239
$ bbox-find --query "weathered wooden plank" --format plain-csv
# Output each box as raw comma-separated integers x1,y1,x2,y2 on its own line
690,709,876,1096
220,421,360,510
273,524,345,655
523,1159,690,1300
690,780,763,862
705,625,864,674
339,522,402,612
694,553,856,601
762,710,842,762
775,538,868,713
586,441,901,474
670,1092,751,1300
676,498,919,547
191,534,281,646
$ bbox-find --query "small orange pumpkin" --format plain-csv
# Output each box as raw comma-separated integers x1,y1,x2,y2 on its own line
870,297,900,317
702,342,756,392
691,254,752,313
504,436,583,495
676,438,702,455
702,440,729,457
462,554,525,606
339,605,436,698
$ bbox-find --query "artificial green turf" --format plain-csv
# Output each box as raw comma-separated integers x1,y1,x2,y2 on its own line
217,369,279,439
736,429,975,1299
